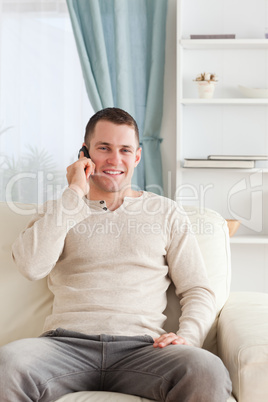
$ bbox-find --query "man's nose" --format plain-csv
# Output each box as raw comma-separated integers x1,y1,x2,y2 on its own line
107,151,121,165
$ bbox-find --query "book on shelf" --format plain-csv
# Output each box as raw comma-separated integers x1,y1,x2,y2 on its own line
190,34,236,39
208,155,268,161
184,159,255,169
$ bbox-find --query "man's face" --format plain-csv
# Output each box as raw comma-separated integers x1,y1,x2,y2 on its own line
87,120,141,194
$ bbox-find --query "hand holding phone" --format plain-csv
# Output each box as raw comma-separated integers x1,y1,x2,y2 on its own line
66,145,95,197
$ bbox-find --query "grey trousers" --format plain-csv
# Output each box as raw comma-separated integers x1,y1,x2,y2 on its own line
0,329,232,402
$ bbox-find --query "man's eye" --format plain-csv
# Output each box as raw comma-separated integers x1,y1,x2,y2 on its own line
122,149,131,153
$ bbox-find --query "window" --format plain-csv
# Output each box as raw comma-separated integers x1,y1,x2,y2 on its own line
0,0,94,203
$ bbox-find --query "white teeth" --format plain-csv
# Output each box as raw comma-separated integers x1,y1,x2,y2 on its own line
104,171,122,175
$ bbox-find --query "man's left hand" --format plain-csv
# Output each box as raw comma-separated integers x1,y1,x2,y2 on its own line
153,332,188,348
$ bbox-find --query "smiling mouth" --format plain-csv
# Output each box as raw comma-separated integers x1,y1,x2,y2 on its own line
103,170,124,176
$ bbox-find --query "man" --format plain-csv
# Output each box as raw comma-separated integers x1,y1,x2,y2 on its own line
0,108,231,401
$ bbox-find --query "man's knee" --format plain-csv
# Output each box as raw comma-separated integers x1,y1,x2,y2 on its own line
178,347,232,400
0,341,24,370
0,338,51,402
192,349,229,381
0,339,36,379
0,337,50,385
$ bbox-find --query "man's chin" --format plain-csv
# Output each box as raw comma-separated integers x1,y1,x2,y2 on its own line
90,175,122,193
90,174,133,195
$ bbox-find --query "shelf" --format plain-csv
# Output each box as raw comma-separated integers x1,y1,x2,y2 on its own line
180,39,268,50
181,98,268,105
230,235,268,244
181,167,268,173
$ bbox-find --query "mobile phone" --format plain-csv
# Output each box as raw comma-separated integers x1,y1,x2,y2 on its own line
78,145,90,159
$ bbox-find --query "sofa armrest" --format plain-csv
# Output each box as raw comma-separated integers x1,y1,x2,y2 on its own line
217,292,268,402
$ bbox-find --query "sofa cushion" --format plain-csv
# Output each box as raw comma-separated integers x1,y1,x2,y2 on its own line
56,391,153,402
218,291,268,402
56,391,236,402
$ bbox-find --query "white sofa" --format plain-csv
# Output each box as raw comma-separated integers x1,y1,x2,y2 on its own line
1,201,268,402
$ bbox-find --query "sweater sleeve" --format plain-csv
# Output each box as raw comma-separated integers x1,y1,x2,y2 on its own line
166,207,216,348
12,188,90,281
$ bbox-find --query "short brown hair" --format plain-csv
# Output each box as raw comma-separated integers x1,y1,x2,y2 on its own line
84,107,140,149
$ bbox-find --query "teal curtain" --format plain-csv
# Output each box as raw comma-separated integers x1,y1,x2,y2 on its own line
66,0,167,194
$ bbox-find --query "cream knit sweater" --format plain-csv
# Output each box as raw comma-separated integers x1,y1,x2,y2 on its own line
12,188,216,347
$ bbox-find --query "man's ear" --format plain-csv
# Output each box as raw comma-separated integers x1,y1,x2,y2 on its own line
134,147,142,167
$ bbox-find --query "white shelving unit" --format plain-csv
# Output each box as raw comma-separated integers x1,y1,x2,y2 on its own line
177,0,268,292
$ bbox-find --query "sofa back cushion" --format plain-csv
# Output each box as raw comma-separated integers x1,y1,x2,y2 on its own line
0,202,53,346
0,202,231,353
163,206,231,354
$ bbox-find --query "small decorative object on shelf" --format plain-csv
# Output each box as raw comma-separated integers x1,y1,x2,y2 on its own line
226,219,240,237
193,72,218,99
238,85,268,98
